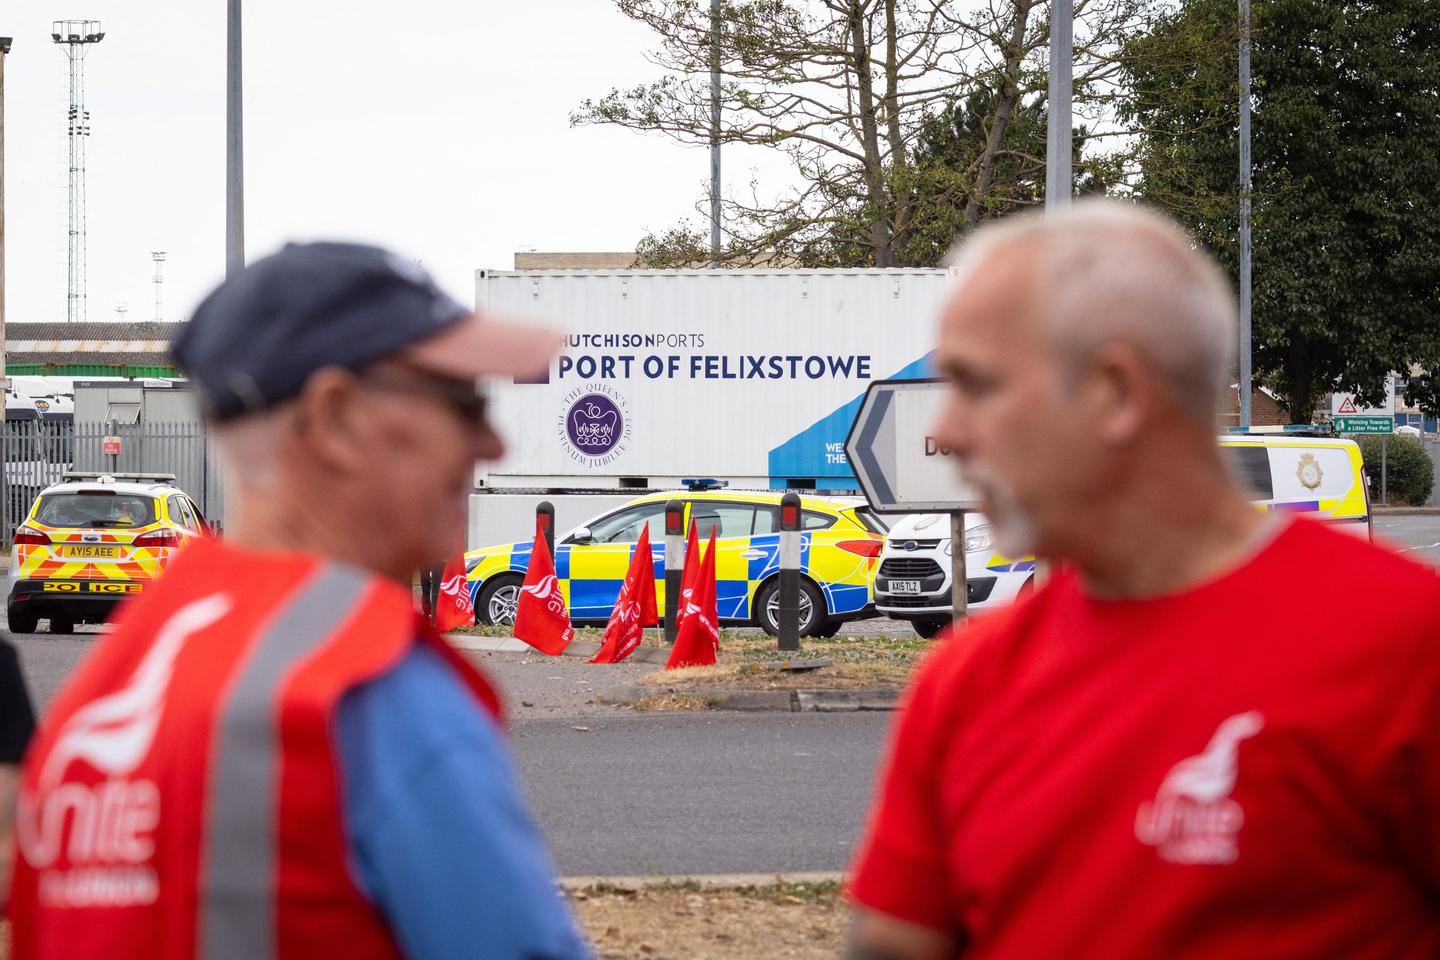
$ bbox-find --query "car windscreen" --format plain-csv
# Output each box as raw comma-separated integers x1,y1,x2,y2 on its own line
35,493,158,529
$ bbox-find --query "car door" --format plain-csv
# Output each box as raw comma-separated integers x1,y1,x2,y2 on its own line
562,501,666,620
686,501,777,620
168,495,200,538
185,497,211,536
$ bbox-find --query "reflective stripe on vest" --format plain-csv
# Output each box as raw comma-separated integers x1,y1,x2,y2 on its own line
200,565,369,960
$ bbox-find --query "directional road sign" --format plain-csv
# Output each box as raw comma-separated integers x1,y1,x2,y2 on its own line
844,378,982,513
1334,416,1393,435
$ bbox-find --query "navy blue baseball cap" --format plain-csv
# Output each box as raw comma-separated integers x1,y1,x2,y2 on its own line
171,241,561,421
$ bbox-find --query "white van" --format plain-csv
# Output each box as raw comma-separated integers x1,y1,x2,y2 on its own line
874,436,1371,637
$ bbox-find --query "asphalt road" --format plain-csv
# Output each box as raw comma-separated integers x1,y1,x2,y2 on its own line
512,712,889,876
1372,514,1440,566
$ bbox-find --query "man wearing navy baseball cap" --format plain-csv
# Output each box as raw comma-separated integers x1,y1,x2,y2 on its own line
10,243,594,960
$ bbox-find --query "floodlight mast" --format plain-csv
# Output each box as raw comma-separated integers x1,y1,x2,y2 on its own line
52,20,104,323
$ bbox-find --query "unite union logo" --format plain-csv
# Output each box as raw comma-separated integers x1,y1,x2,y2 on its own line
19,593,233,908
1135,710,1264,865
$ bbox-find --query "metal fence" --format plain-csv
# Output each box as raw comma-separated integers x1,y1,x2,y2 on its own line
2,421,224,549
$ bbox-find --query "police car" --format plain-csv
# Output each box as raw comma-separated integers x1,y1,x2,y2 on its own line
875,436,1374,637
464,490,888,638
7,472,208,633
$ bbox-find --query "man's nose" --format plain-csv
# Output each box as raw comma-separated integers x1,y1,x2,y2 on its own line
931,391,973,460
472,423,506,463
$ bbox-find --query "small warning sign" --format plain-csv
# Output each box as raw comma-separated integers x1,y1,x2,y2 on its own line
1330,386,1393,419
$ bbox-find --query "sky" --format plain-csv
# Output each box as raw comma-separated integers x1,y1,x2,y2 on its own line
4,1,783,326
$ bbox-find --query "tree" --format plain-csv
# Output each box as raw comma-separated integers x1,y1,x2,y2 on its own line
1121,0,1440,421
577,0,1148,268
1355,434,1435,506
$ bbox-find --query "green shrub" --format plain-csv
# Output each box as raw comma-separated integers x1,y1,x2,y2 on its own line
1353,434,1435,505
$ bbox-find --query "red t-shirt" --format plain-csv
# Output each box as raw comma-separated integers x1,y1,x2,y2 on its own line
850,517,1440,958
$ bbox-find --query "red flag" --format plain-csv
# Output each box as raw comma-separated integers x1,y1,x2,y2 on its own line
666,527,719,669
435,554,476,633
513,531,574,655
591,525,655,664
636,524,659,627
674,521,700,630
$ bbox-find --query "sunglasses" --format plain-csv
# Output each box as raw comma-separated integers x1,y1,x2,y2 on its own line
356,362,491,427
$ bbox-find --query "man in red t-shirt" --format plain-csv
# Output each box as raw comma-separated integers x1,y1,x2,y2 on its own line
847,202,1440,959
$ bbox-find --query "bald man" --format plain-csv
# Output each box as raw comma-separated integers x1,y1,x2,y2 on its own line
846,202,1440,959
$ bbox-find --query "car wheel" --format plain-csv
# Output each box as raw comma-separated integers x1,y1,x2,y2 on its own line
477,575,521,627
913,619,948,640
8,608,38,634
50,616,76,634
757,578,825,638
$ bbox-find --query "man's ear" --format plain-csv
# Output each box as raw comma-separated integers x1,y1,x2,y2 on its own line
1087,342,1152,447
292,368,371,473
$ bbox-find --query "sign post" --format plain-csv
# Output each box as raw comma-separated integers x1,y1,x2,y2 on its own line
104,422,120,473
846,379,982,622
1331,385,1396,504
1381,436,1389,504
949,513,967,619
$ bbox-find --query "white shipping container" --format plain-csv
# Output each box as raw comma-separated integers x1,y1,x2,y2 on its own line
476,269,953,491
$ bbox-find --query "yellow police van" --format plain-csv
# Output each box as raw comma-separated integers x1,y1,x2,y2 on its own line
7,472,208,633
464,490,887,638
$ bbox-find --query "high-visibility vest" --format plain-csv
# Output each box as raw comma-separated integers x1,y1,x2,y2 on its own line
9,536,502,960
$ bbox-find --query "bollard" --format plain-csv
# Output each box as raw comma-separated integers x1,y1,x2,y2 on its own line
778,491,802,652
536,501,555,560
949,511,968,622
664,499,685,643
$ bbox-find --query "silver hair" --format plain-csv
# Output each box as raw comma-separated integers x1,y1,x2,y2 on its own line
945,200,1237,425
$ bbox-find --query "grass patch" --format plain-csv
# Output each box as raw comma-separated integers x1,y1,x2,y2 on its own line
624,692,719,712
637,631,925,691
